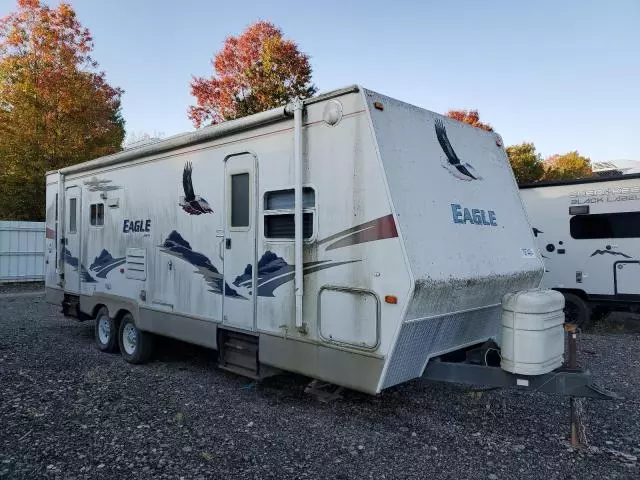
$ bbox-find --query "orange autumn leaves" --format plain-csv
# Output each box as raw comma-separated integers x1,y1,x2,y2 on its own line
189,21,316,128
446,109,494,132
0,0,124,220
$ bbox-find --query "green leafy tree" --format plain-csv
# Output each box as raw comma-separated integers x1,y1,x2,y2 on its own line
543,151,592,181
505,142,545,184
0,0,124,220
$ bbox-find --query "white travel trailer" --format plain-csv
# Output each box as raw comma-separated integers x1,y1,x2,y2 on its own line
45,85,598,396
521,174,640,326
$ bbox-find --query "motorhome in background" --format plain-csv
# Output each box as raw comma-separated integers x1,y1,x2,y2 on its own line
45,85,549,394
520,173,640,326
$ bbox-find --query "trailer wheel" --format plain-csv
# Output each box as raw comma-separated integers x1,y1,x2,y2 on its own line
95,306,118,353
590,306,608,325
118,313,154,364
562,293,590,328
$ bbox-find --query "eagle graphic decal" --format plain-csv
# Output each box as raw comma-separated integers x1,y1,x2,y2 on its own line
434,118,481,181
179,162,213,215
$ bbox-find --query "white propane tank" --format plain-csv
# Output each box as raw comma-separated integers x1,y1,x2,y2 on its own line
500,289,565,376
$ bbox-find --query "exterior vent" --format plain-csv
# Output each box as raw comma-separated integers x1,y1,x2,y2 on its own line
125,248,146,280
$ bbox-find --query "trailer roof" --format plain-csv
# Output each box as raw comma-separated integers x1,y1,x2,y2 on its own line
519,172,640,189
47,85,360,177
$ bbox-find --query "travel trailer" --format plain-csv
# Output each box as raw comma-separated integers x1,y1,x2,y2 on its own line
521,174,640,326
44,85,600,396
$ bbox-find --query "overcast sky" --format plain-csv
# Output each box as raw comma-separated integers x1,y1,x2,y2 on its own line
1,0,638,162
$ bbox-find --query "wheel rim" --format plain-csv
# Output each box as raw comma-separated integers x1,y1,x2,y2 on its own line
122,323,138,355
98,315,111,344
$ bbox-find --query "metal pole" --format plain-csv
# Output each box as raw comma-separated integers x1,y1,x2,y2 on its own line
291,98,305,331
565,323,582,447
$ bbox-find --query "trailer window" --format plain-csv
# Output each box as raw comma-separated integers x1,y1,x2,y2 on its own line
265,188,315,210
231,173,250,227
263,188,315,240
90,203,104,227
570,212,640,239
69,198,77,233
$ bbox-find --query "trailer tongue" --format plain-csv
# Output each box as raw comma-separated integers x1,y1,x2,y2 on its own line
422,340,616,401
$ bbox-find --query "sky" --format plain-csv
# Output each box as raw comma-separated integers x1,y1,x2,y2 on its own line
1,0,639,162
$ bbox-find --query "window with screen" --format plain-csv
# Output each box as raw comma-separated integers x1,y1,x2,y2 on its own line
90,203,104,227
264,188,315,239
69,198,77,233
231,173,250,227
570,212,640,239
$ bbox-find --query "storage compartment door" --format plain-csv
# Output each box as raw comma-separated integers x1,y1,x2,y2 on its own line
615,261,640,295
319,287,380,349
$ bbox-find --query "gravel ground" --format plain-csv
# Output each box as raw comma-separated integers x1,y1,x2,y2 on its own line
0,282,44,296
0,294,638,479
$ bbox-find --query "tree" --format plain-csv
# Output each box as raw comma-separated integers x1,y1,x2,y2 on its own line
0,0,124,220
446,109,493,131
506,142,545,184
543,151,592,181
189,21,317,128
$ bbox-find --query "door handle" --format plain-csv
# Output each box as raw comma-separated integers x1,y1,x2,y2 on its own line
218,239,224,260
225,238,231,249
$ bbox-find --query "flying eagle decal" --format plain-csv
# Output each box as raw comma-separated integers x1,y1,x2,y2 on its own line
434,118,481,181
179,162,213,215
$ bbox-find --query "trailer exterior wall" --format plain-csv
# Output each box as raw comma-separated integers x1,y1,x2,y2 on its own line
363,90,544,389
520,175,640,298
45,88,411,393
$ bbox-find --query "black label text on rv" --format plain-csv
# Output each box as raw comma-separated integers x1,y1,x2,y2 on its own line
451,204,497,226
123,219,151,233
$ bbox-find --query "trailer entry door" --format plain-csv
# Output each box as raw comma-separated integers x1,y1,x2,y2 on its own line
222,153,257,331
63,186,81,294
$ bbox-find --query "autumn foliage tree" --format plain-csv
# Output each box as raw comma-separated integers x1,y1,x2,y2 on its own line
505,142,545,184
446,109,493,132
0,0,124,220
543,151,592,181
189,21,316,127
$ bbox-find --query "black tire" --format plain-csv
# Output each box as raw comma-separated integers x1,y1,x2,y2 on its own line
590,306,609,325
562,292,590,328
118,313,154,364
94,306,119,353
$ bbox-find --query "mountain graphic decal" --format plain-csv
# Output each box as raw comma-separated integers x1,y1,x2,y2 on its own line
590,249,631,259
159,231,242,297
233,251,360,297
90,249,126,278
62,247,96,283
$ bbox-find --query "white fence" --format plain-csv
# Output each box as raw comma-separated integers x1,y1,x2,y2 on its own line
0,221,45,283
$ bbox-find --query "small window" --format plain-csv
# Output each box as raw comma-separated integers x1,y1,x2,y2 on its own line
69,198,77,233
569,205,589,216
263,187,316,240
570,211,640,239
231,173,250,227
90,203,104,227
265,213,314,239
265,188,315,210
